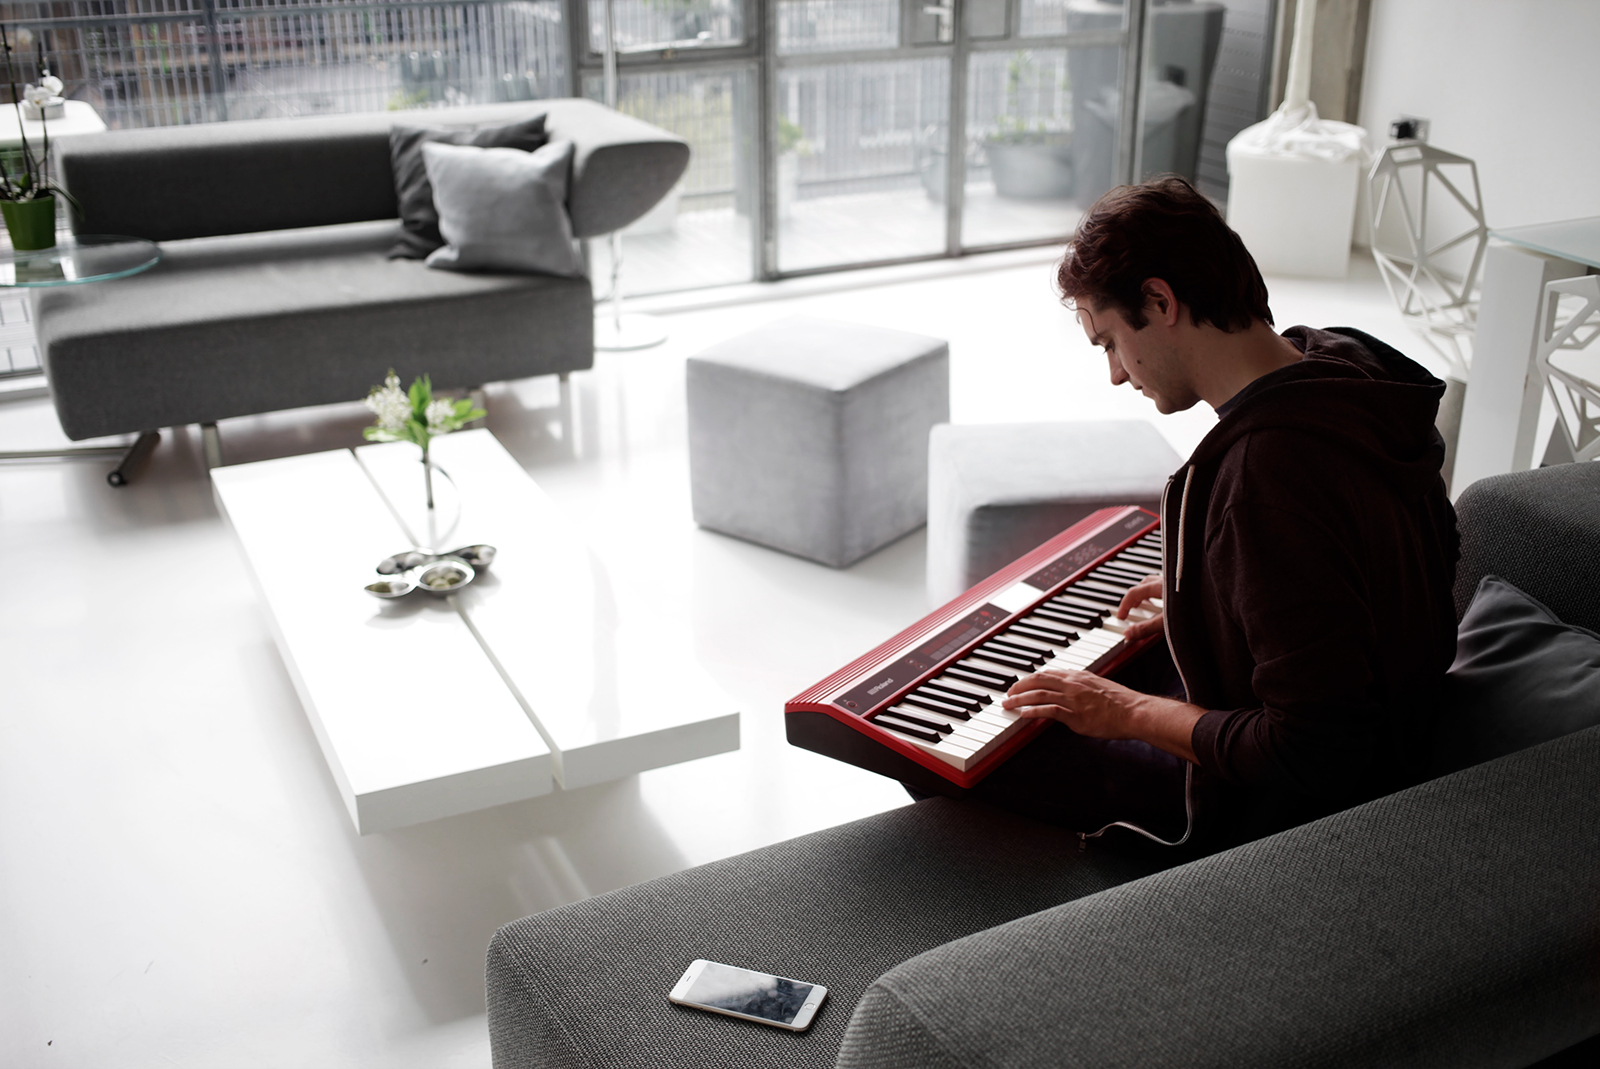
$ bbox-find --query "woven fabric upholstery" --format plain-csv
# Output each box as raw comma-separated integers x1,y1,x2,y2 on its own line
837,726,1600,1069
36,221,592,439
1453,462,1600,631
485,797,1170,1069
57,98,688,241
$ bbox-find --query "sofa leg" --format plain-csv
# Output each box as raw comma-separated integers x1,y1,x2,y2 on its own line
201,422,222,470
106,431,161,487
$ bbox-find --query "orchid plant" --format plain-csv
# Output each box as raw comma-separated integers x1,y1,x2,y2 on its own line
0,26,74,207
363,370,485,507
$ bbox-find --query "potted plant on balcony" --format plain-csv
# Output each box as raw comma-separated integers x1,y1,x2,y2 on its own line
777,116,812,219
0,26,75,251
982,52,1073,200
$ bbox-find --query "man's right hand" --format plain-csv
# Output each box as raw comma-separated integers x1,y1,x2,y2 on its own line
1116,575,1165,643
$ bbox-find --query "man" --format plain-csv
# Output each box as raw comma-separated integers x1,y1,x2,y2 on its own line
992,177,1459,848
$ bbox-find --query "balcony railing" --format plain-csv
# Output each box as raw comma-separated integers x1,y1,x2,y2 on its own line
0,0,567,128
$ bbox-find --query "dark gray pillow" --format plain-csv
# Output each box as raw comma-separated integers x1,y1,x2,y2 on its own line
422,140,584,277
387,114,548,259
1432,574,1600,773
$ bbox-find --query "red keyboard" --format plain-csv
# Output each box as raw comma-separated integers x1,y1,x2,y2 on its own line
785,507,1163,788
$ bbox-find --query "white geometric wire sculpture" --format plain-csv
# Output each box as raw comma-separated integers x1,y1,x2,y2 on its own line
1535,274,1600,464
1368,141,1489,381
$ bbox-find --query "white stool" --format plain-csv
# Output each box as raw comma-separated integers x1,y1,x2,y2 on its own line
926,421,1181,604
687,315,950,567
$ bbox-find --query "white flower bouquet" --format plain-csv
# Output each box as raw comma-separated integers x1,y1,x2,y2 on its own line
363,370,485,507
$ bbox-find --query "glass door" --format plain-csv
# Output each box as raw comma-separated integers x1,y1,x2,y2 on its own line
768,0,953,273
575,0,763,293
576,0,1240,287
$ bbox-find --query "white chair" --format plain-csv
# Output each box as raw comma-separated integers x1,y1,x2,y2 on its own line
1535,274,1600,465
1367,140,1489,382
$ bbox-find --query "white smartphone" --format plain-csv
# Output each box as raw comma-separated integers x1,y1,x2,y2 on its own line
669,959,827,1032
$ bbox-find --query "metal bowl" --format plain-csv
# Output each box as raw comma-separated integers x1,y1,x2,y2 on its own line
448,543,496,569
364,577,417,599
410,556,475,595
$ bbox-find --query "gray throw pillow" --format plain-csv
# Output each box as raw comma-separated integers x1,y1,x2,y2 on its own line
388,114,549,260
422,140,584,277
1431,574,1600,773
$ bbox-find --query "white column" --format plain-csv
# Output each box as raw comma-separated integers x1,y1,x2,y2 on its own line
1452,243,1584,497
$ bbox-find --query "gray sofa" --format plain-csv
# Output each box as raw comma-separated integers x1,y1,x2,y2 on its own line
485,461,1600,1068
38,99,688,450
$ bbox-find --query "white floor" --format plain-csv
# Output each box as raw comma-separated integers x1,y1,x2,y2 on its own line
0,249,1422,1067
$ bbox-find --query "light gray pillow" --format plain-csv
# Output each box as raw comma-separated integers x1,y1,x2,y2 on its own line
1431,574,1600,773
421,140,583,277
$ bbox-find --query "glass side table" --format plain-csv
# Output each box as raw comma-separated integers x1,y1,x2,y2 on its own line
0,234,163,485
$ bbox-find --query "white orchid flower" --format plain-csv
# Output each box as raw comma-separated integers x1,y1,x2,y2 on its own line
363,371,412,436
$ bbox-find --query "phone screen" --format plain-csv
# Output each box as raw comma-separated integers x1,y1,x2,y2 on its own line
682,962,816,1026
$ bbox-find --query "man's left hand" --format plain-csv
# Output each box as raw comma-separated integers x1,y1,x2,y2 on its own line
1002,669,1205,764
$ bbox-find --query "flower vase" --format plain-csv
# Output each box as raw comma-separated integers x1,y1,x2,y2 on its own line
2,196,56,251
416,449,461,554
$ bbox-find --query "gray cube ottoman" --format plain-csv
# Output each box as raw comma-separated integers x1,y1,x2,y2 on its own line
687,316,950,568
926,420,1181,603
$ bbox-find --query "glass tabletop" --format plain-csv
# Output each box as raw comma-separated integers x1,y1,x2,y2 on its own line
1490,216,1600,270
0,234,162,287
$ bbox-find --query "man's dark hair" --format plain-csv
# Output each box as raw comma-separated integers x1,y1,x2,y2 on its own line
1057,176,1273,333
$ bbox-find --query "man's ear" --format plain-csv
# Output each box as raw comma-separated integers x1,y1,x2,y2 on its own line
1141,278,1181,327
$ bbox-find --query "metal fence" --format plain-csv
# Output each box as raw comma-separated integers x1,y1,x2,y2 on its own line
0,0,567,128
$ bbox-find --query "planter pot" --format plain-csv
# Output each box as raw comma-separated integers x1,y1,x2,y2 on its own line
778,153,800,219
2,196,56,250
985,137,1074,199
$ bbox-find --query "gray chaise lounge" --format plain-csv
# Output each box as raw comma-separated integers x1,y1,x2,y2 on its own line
38,99,688,478
485,461,1600,1068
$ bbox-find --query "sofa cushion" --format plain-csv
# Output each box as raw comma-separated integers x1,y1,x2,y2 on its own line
1431,574,1600,773
486,797,1173,1069
423,140,583,277
35,221,594,439
388,113,549,259
837,725,1600,1069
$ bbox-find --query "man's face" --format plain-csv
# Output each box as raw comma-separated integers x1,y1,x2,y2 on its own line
1076,298,1198,415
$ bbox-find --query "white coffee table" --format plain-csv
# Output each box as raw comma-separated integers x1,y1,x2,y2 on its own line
211,429,741,834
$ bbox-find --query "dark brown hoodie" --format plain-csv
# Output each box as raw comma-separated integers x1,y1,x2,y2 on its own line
1164,326,1460,844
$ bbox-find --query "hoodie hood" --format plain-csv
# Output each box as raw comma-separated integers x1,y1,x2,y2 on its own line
1187,326,1447,496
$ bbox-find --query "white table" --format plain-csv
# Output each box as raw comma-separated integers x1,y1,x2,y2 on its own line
212,429,741,834
0,99,106,149
1453,217,1600,494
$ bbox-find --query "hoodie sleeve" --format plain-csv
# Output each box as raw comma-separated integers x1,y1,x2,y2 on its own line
1189,500,1382,800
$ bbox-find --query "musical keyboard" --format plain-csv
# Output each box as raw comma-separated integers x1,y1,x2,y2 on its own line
786,507,1163,789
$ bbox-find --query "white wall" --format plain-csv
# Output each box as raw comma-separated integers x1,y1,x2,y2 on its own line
1360,0,1600,230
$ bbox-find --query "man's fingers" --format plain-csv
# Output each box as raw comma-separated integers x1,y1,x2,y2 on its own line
1001,688,1073,710
1123,614,1165,643
1116,575,1164,619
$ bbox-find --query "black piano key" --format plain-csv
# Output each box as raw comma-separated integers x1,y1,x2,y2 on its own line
923,680,989,707
1013,621,1075,644
1049,594,1107,618
988,637,1052,661
1061,587,1121,608
881,709,952,734
1078,578,1135,599
903,695,972,720
1123,547,1163,564
873,716,942,743
1033,606,1096,628
950,664,1017,689
974,647,1038,672
1095,564,1151,584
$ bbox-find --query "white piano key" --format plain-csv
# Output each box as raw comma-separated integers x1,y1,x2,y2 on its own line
875,721,970,768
